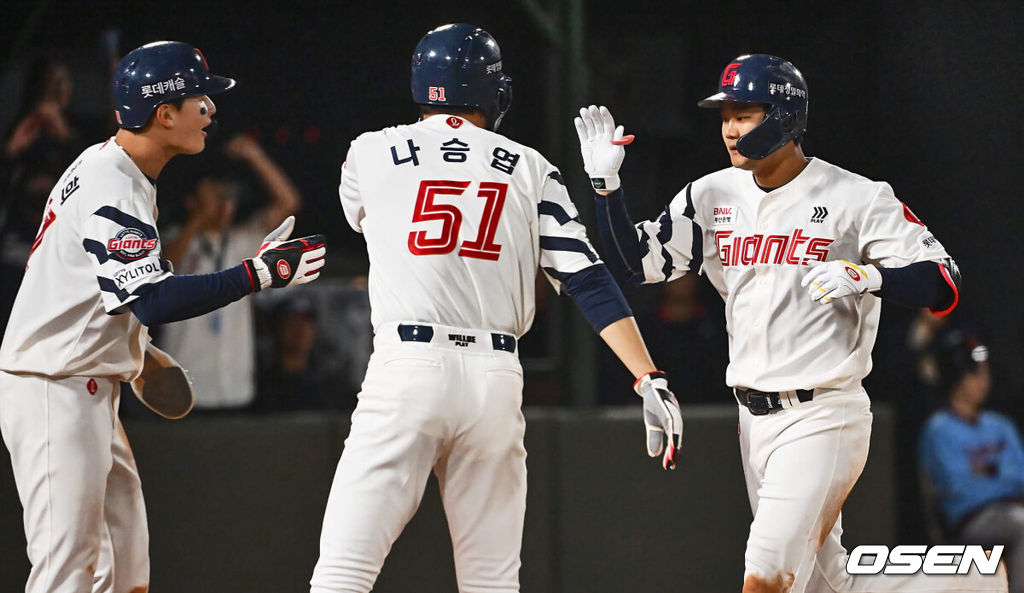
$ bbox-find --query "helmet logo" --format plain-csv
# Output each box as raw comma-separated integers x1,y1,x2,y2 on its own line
721,62,742,87
428,86,447,102
277,260,291,279
446,116,463,128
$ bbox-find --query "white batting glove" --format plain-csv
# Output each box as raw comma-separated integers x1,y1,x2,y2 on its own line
245,216,327,290
633,371,683,470
574,105,634,192
800,260,881,304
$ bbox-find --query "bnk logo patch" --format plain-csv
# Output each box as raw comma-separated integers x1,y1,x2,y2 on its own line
108,228,157,260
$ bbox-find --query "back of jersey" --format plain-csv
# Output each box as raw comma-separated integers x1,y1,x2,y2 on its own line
341,115,597,337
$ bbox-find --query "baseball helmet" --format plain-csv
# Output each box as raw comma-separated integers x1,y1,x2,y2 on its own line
112,41,235,130
698,54,808,160
411,23,512,131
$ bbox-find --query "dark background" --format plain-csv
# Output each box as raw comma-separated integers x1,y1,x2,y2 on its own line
0,0,1022,583
3,0,1019,402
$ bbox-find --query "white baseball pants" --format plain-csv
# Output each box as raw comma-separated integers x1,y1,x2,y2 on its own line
311,323,527,593
739,388,1006,593
0,372,149,593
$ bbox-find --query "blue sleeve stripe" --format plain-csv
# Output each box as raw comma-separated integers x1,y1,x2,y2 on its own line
638,227,651,260
93,206,157,237
98,277,131,302
548,170,566,186
540,236,599,263
83,238,133,265
685,184,703,274
682,183,696,218
656,206,675,281
538,200,577,225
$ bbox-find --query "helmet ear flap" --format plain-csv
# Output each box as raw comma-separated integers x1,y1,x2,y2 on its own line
491,76,513,131
778,111,795,131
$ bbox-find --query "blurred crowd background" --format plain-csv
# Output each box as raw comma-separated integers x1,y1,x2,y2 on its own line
1,0,1021,548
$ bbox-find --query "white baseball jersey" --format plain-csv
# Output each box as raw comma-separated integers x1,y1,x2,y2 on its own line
340,114,600,337
0,138,172,381
631,157,950,392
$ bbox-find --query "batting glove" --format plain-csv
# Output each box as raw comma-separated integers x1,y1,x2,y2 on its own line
800,259,881,304
574,105,634,192
634,371,683,470
244,215,326,290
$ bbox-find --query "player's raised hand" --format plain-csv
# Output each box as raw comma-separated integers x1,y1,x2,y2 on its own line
800,259,881,304
574,105,634,192
634,371,683,470
245,216,326,290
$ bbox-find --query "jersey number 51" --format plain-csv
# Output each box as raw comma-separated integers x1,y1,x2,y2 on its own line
408,179,506,261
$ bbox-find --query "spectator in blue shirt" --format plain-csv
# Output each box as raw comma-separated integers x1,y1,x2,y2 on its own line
920,330,1024,591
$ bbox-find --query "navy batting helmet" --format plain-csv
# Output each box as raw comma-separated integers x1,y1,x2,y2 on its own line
112,41,235,130
411,23,512,131
698,54,808,160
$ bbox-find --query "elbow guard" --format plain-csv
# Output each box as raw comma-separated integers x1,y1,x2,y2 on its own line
932,257,961,317
940,257,962,291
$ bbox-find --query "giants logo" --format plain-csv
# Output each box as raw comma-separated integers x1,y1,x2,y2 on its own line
446,116,462,128
108,228,158,261
715,229,833,267
721,62,742,87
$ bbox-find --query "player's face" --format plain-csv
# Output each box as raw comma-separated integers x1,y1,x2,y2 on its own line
170,95,217,155
959,363,991,407
720,102,766,169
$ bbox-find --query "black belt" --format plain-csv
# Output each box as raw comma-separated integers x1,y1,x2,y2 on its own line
397,324,516,353
734,387,814,415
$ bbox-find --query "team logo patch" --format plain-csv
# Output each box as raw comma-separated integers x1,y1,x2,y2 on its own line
446,116,463,129
276,260,291,279
107,228,158,261
846,266,861,281
712,206,736,226
87,378,98,395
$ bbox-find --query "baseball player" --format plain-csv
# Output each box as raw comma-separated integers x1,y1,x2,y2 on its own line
575,54,1006,592
0,41,325,593
310,23,682,593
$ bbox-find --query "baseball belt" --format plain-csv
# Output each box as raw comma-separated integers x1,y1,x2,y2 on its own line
397,323,516,353
734,387,814,416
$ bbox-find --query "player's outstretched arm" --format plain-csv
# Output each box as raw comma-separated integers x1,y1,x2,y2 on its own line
129,216,326,326
558,263,682,469
801,258,960,314
574,105,650,283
